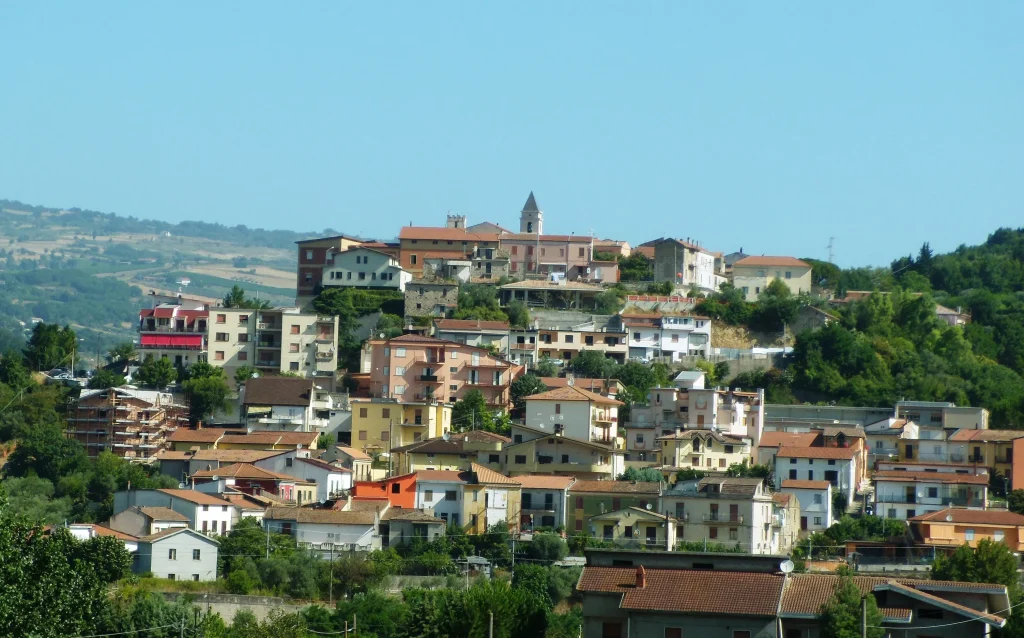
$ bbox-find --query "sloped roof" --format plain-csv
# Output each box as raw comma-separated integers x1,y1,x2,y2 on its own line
733,256,810,268
569,480,661,495
138,527,220,544
415,470,471,484
136,506,190,522
381,508,445,523
157,489,235,506
242,377,315,407
167,428,228,443
297,457,350,473
522,191,540,213
190,463,305,482
775,446,857,460
188,449,286,463
69,523,139,541
878,581,1005,627
781,480,831,490
949,429,1024,442
218,432,320,447
910,508,1024,526
398,227,499,242
471,463,520,485
264,507,376,525
334,446,371,460
578,567,784,616
758,432,820,449
697,477,765,497
524,385,624,406
515,475,576,490
872,470,989,485
538,377,622,394
434,319,510,332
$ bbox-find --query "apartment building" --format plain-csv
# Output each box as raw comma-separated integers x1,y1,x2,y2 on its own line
895,400,989,431
67,387,188,461
320,246,411,292
780,479,833,532
432,319,510,352
567,480,662,535
189,463,318,506
662,477,792,554
398,226,501,277
208,307,338,386
240,376,333,433
412,464,522,534
518,475,575,531
113,489,238,536
650,238,723,292
616,313,712,361
422,250,511,283
295,235,366,304
348,397,451,456
389,430,508,475
775,447,858,508
657,429,752,472
138,304,208,368
909,508,1024,552
359,334,519,409
874,469,989,520
731,256,812,301
534,326,628,364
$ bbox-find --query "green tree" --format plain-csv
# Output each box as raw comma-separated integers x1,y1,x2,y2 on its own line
931,539,1024,637
567,350,615,379
452,389,494,432
675,468,706,482
510,374,547,412
617,253,653,281
184,374,230,424
106,342,137,365
135,357,177,388
5,421,87,483
593,289,625,315
512,563,553,608
234,365,259,386
453,284,507,321
724,460,772,479
87,368,126,389
534,358,560,378
23,322,77,371
0,351,32,389
819,574,884,638
506,301,531,329
618,466,664,482
523,533,569,562
223,284,247,308
2,476,73,524
1008,489,1024,515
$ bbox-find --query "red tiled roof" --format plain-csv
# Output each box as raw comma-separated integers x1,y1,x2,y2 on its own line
524,385,624,405
910,508,1024,525
538,377,621,393
218,432,320,446
190,463,306,482
781,480,832,490
398,227,499,242
471,463,520,485
415,470,470,483
776,446,857,460
167,428,228,443
733,256,810,268
157,489,235,506
578,567,784,616
772,493,792,506
569,480,661,495
515,475,576,490
759,432,821,449
879,581,1006,627
949,429,1024,442
634,246,654,259
872,470,989,485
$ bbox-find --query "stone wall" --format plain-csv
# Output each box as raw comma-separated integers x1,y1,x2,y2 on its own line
405,282,459,317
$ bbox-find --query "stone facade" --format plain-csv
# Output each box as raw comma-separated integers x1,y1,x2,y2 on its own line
404,281,460,318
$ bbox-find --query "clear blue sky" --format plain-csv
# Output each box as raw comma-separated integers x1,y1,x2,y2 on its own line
1,3,1021,267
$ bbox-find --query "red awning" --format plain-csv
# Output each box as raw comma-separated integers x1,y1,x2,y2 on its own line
140,334,202,348
168,334,203,347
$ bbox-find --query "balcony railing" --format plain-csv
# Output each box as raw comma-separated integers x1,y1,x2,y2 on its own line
870,448,899,457
420,374,439,382
702,513,744,524
876,494,975,506
255,360,281,368
771,514,783,527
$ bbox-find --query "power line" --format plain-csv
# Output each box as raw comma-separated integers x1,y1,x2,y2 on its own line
866,592,1024,630
72,623,181,638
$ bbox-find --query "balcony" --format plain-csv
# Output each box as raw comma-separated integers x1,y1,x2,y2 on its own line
258,322,281,331
255,360,281,368
315,351,334,361
876,494,975,506
419,374,440,383
315,335,334,344
590,435,614,445
702,513,744,524
870,448,899,457
771,514,783,527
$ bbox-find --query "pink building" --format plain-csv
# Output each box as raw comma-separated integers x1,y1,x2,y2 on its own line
360,334,522,409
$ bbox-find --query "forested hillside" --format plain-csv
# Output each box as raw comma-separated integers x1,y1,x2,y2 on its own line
732,228,1024,427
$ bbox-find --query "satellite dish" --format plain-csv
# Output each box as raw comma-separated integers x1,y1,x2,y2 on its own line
946,514,953,522
780,560,795,574
178,482,186,489
442,432,450,441
645,504,652,510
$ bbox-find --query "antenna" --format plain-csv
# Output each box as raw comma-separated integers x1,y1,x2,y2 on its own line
827,237,835,264
780,559,795,574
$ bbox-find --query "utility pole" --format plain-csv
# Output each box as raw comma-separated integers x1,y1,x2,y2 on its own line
861,595,867,638
345,620,349,636
265,521,270,560
489,611,494,638
353,613,357,637
329,544,335,605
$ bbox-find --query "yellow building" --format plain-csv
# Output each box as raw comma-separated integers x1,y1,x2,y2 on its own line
350,399,452,457
504,432,619,480
390,431,507,475
948,430,1024,486
910,508,1024,552
589,507,677,548
657,430,752,472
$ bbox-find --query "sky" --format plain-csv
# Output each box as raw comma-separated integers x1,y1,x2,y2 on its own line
1,3,1021,267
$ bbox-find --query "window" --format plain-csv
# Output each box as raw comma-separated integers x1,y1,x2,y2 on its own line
555,404,561,414
424,489,433,501
827,459,836,466
734,631,752,638
729,528,738,540
515,455,526,464
168,574,176,581
813,494,822,504
449,384,458,392
394,385,405,395
785,271,792,279
564,335,574,343
216,314,226,324
579,247,585,257
576,496,584,508
814,517,822,525
807,470,814,480
396,348,406,357
237,333,249,343
380,430,389,441
239,314,249,324
445,490,457,501
214,351,225,361
395,366,406,375
995,530,1005,541
192,574,200,581
965,529,975,541
928,487,938,498
359,407,368,418
612,498,621,510
664,628,682,638
193,549,201,560
636,434,644,443
450,366,458,373
238,351,248,361
168,549,177,560
215,332,228,342
790,458,797,464
289,361,299,371
624,525,633,538
450,350,457,359
789,469,797,480
709,527,718,539
410,254,417,265
290,325,300,334
286,458,293,467
358,430,367,440
289,343,300,353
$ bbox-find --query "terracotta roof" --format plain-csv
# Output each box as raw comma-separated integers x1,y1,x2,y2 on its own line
167,428,228,443
759,432,820,449
501,233,591,243
189,449,286,463
909,508,1024,525
872,470,989,485
733,256,810,268
295,233,362,245
136,506,190,522
780,574,1007,617
516,475,576,490
72,523,140,541
218,432,320,447
398,227,499,242
158,489,235,506
776,446,858,460
879,608,913,623
772,493,792,506
191,463,306,482
381,508,445,523
415,470,471,483
264,507,376,525
949,429,1024,442
434,319,510,332
138,527,216,543
334,446,371,460
781,479,832,490
471,463,520,485
242,377,315,407
578,567,784,616
570,480,661,495
221,493,267,511
634,246,654,259
820,426,865,439
524,385,624,406
656,430,747,444
538,377,621,393
298,457,350,473
697,477,765,497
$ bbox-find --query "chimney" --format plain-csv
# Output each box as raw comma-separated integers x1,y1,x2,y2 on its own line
635,565,646,589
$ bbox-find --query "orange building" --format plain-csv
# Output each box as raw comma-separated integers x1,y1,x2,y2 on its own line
295,234,365,303
351,473,417,509
909,508,1024,552
397,227,500,277
360,333,521,409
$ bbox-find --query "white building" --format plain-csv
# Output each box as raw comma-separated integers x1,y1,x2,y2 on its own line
254,451,353,502
61,523,140,553
518,475,574,531
731,256,813,301
780,479,833,532
264,506,381,552
414,470,470,528
133,528,220,582
241,376,332,433
774,447,858,509
874,469,989,520
522,384,622,444
321,247,411,291
112,489,238,536
620,314,712,361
